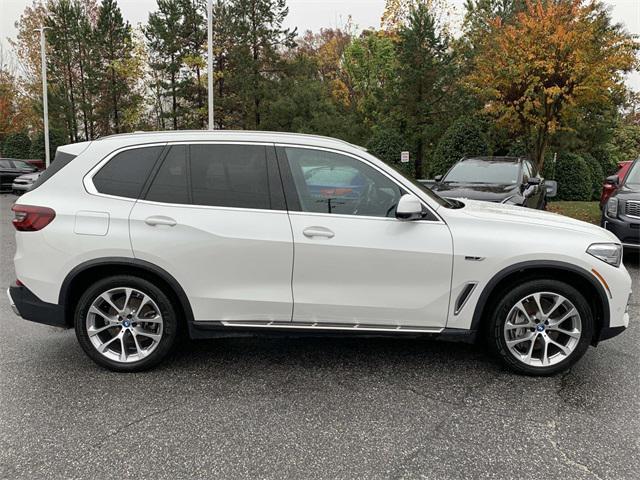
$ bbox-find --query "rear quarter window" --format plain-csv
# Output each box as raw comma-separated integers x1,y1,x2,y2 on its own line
93,146,164,199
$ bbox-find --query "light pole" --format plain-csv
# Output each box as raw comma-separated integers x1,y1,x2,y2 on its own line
207,0,215,130
35,26,51,167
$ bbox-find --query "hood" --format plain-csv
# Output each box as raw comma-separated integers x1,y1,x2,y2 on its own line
614,184,640,200
456,199,618,242
431,182,519,202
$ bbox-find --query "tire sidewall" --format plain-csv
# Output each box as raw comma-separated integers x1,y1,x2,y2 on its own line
488,279,594,376
74,275,178,372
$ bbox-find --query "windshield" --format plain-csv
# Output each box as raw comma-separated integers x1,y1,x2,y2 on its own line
13,160,35,170
444,159,521,184
382,160,457,208
625,160,640,186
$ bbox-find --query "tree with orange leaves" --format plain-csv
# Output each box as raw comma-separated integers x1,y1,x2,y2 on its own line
467,0,638,171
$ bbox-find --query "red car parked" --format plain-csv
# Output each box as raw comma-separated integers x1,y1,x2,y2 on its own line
600,160,633,208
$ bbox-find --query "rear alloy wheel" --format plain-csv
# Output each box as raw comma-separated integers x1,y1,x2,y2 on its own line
488,280,593,375
75,276,178,372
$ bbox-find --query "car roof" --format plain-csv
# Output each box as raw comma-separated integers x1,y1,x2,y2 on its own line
95,130,366,152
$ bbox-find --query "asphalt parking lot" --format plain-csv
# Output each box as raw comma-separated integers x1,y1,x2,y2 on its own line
0,193,638,480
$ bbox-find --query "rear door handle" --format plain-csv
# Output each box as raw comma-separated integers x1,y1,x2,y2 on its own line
145,216,177,227
303,226,335,239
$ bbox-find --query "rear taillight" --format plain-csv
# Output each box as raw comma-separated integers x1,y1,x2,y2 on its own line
11,204,56,231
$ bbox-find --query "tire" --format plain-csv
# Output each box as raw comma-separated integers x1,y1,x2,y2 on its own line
75,275,179,372
486,279,594,376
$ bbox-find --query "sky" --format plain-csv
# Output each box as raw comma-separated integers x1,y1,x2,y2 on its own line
1,0,639,89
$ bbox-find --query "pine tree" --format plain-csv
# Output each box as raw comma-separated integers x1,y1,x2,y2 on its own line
95,0,140,134
227,0,296,129
145,0,185,130
396,3,452,177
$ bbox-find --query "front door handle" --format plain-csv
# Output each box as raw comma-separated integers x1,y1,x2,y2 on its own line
145,216,177,227
303,226,335,239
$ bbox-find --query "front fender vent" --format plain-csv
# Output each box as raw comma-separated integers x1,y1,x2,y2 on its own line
454,282,478,315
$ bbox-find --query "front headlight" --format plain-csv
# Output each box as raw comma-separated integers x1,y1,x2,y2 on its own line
606,198,618,218
587,243,622,267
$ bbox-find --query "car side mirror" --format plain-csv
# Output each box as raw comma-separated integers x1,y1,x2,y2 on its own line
434,174,443,182
545,180,558,198
396,194,423,221
605,175,619,186
527,177,541,186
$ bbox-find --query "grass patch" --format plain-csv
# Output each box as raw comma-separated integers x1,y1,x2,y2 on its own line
547,201,601,225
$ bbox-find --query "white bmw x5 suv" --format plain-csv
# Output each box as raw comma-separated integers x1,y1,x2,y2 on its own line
7,131,632,375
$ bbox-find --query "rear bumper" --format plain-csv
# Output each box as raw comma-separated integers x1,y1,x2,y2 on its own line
7,285,67,328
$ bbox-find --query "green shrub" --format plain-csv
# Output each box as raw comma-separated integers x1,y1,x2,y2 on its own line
582,153,604,201
2,132,32,159
431,116,491,177
29,130,65,161
366,128,413,176
555,153,592,201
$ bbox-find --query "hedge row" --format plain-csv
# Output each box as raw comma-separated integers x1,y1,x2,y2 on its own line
553,153,607,201
1,131,64,160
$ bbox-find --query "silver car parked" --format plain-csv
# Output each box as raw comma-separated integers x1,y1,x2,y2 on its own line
12,171,42,195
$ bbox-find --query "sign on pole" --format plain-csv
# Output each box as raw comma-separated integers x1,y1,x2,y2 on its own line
401,151,410,163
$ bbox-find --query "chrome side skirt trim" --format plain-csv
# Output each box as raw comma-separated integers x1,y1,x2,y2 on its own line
220,320,443,334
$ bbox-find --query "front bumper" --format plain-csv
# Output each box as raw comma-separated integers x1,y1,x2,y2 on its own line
7,285,67,328
602,215,640,249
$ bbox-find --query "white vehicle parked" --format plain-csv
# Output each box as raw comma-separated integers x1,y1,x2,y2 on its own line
7,131,632,374
12,171,43,194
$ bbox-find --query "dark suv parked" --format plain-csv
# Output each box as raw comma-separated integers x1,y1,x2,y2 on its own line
601,158,640,250
422,157,556,209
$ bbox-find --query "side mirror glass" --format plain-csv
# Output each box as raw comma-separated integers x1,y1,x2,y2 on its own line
527,177,541,186
396,194,423,221
545,180,558,198
434,174,443,182
605,175,619,186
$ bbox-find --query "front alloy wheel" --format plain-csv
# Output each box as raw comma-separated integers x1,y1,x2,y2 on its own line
75,276,178,371
488,279,593,376
503,292,582,367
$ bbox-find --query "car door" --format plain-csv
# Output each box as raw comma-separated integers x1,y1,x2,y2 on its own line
128,143,294,323
279,146,454,328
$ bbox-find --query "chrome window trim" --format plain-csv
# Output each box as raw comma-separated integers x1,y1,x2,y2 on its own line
84,140,443,223
135,198,288,215
275,143,444,223
84,141,275,205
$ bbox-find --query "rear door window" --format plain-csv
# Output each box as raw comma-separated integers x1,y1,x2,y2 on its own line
93,146,164,199
190,144,271,209
145,145,189,204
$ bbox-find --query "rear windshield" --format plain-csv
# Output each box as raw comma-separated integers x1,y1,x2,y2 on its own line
29,151,77,191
